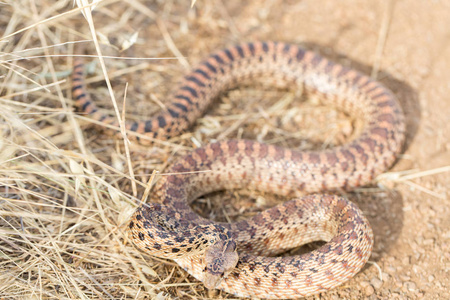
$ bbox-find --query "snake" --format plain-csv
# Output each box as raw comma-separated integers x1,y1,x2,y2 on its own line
72,41,405,298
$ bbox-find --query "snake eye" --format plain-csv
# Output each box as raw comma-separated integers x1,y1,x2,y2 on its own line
210,239,214,243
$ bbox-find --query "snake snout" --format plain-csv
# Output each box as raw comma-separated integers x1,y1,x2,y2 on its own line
203,271,223,289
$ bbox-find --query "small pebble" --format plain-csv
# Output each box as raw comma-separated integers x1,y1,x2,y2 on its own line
365,285,375,296
404,281,417,292
386,266,396,274
423,238,434,245
371,277,383,289
400,275,411,281
402,256,410,265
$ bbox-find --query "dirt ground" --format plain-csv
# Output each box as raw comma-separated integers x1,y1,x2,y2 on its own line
0,0,449,299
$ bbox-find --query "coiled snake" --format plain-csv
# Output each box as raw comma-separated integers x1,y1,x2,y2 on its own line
72,41,405,298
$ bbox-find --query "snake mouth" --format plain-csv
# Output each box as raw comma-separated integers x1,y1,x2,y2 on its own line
203,273,224,289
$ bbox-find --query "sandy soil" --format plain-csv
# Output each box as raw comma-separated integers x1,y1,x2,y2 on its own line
0,0,449,299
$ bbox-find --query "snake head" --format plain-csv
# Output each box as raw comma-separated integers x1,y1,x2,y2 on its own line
203,240,238,289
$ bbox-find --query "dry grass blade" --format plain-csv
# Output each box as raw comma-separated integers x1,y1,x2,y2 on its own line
371,0,395,79
376,166,450,199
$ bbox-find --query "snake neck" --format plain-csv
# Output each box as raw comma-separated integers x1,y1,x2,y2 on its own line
129,202,237,260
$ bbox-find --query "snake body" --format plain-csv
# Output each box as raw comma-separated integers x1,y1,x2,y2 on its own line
72,41,405,298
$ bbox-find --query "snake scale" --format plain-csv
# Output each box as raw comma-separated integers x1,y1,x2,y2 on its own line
72,41,405,298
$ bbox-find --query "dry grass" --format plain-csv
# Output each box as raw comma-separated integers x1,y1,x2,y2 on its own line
1,1,449,299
